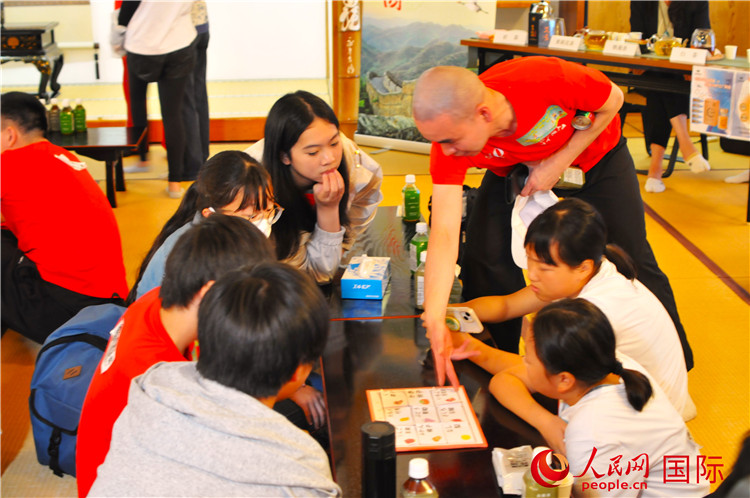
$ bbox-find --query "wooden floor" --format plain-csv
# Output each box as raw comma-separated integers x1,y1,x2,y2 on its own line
1,88,748,495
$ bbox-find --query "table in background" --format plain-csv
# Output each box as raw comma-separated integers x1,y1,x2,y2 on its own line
322,206,546,497
48,127,147,208
0,22,63,101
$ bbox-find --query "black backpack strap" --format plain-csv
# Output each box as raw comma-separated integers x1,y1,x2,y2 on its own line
48,427,64,478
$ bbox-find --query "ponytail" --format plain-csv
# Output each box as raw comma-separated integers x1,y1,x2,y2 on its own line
532,299,653,412
620,368,653,412
603,243,637,280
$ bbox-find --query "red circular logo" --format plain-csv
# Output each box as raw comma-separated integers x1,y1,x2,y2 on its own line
530,449,570,487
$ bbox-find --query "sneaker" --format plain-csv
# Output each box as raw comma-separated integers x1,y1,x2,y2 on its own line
725,171,749,184
645,178,666,193
123,163,151,174
166,187,185,199
686,153,710,173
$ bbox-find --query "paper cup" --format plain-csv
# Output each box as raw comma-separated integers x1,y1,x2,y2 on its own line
725,45,738,60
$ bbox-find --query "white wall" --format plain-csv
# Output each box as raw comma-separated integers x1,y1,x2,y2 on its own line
1,1,328,87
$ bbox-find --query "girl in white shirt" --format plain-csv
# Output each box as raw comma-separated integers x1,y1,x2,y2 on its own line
448,198,693,453
524,298,708,497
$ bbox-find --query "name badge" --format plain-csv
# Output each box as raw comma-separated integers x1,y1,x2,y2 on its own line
670,47,707,65
603,40,639,57
548,35,582,52
493,29,528,46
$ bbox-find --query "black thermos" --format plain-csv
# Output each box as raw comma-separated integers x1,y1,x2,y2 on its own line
361,421,396,498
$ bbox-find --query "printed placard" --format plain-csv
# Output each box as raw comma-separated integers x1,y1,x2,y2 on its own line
670,47,707,65
548,35,582,52
603,40,639,57
493,29,528,47
367,386,487,452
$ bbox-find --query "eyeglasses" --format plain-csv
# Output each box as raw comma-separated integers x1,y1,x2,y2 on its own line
218,203,284,225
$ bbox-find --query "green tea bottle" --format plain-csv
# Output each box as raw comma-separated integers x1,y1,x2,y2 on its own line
48,98,61,132
402,174,420,222
60,99,74,135
74,98,87,132
409,222,429,273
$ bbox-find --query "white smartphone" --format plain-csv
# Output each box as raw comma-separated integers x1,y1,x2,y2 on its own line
445,306,484,334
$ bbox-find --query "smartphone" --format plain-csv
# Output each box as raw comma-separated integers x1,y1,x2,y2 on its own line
445,306,484,334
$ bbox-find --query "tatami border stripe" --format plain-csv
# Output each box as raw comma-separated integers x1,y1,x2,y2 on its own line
644,202,750,305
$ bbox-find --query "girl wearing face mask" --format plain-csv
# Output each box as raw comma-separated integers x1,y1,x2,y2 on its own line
523,299,708,497
445,198,693,453
129,150,278,303
245,91,383,283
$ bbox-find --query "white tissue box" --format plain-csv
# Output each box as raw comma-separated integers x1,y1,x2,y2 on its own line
341,256,391,300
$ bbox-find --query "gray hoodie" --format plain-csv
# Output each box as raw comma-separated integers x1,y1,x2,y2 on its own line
90,362,341,497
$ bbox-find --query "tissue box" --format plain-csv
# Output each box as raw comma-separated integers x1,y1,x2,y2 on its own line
341,256,391,300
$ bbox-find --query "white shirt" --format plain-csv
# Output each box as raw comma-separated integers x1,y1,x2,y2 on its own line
124,1,196,56
559,355,709,498
578,259,696,421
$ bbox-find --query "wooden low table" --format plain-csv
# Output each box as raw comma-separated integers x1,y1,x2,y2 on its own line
1,22,63,101
48,127,147,208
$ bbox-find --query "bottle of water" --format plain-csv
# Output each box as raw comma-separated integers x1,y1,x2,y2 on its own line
401,458,438,497
402,174,421,222
415,251,427,310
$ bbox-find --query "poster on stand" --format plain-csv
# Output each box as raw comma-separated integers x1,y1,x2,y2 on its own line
356,0,496,153
690,66,750,141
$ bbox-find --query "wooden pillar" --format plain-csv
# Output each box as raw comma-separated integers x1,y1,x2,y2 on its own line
331,0,361,138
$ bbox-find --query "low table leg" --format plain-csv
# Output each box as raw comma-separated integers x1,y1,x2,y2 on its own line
105,159,117,208
115,154,126,192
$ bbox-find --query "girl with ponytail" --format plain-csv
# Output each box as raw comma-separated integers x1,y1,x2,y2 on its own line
446,198,693,453
523,299,707,497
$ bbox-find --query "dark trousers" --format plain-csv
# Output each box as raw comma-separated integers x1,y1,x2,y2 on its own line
181,31,210,181
127,43,197,183
1,230,124,344
644,85,690,149
461,137,694,370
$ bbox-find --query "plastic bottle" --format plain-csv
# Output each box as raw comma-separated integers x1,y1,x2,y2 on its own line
361,421,397,498
409,222,429,273
415,251,427,310
401,458,438,497
48,98,61,132
60,99,75,135
74,98,87,133
522,447,559,498
402,174,421,222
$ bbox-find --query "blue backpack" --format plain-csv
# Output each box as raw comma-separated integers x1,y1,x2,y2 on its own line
29,303,126,477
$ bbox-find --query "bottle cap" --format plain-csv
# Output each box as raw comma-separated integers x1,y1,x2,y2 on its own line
408,458,429,479
405,174,416,184
361,421,395,458
50,98,58,105
75,98,82,105
416,222,428,234
62,99,70,107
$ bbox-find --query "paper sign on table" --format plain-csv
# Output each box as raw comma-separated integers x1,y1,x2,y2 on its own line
367,386,488,452
670,47,707,65
493,29,528,47
603,40,639,57
548,35,582,52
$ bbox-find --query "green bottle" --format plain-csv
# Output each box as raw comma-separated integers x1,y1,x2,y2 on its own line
402,174,421,222
60,99,74,135
409,222,429,273
74,98,87,132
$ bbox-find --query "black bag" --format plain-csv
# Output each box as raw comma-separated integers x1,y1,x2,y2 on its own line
719,137,750,156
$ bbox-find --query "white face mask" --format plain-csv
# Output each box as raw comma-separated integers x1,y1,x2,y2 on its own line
252,218,272,238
